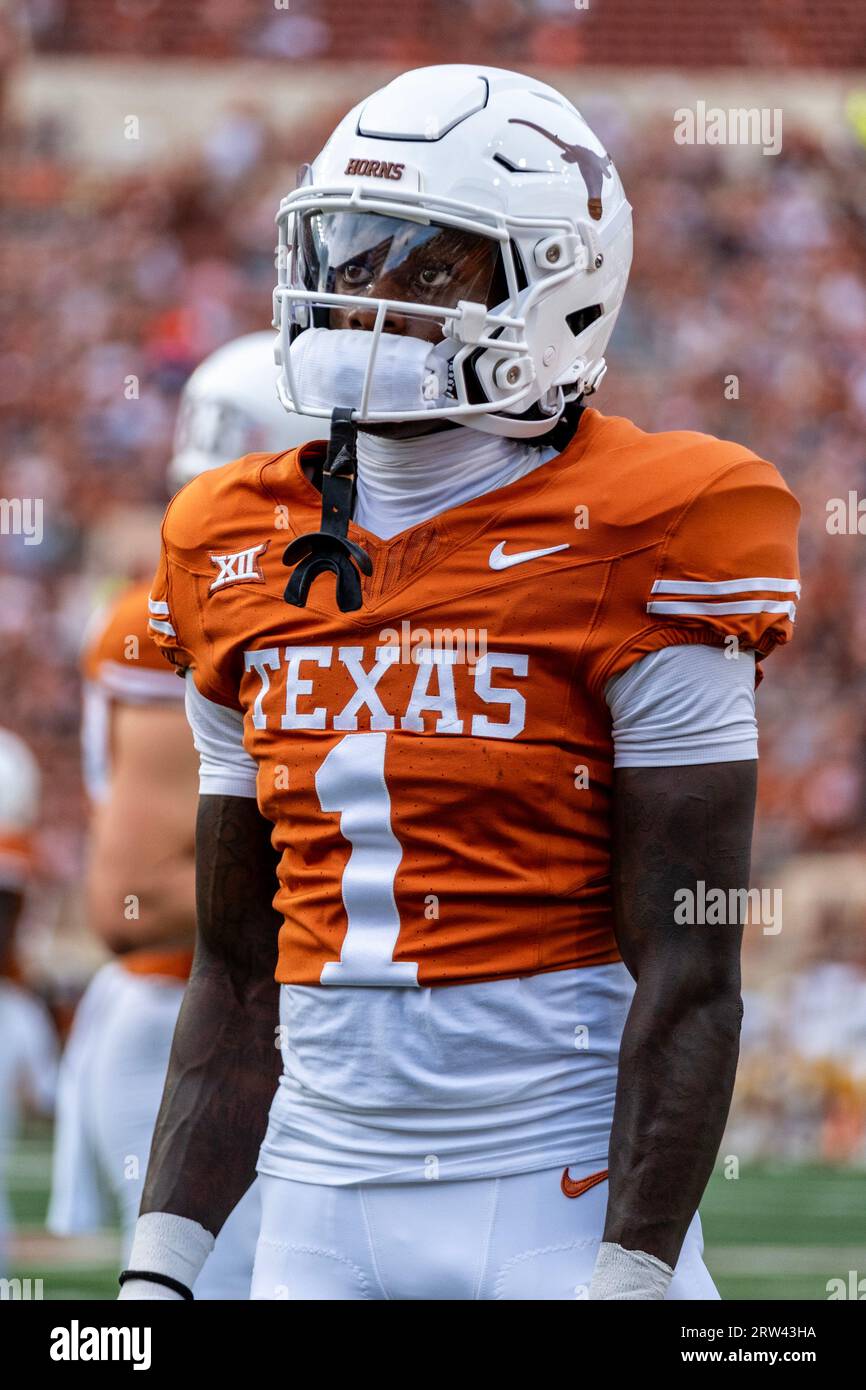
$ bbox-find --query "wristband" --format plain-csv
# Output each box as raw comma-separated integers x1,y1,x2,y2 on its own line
588,1241,674,1300
116,1212,214,1301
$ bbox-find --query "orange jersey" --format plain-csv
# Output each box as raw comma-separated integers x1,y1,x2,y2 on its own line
81,580,185,804
149,409,799,989
117,945,195,981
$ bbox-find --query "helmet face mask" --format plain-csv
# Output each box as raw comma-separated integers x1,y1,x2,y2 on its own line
299,211,502,338
273,66,633,438
275,188,571,435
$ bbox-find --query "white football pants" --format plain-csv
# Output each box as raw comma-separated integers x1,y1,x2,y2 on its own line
251,1163,719,1300
48,961,260,1299
0,980,58,1275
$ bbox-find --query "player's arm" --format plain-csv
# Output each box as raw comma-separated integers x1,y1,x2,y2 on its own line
119,791,282,1300
86,702,199,952
585,457,799,1298
590,639,763,1300
598,756,755,1296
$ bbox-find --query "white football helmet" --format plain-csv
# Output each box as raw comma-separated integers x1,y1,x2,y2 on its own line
0,727,39,827
169,331,323,489
273,65,632,438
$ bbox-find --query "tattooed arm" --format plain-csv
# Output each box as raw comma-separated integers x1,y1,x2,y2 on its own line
602,760,757,1276
139,794,282,1231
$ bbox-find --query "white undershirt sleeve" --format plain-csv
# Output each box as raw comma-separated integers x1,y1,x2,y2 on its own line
184,675,259,798
604,645,758,768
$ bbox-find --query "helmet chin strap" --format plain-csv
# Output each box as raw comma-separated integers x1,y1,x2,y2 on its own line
450,404,562,440
282,408,373,613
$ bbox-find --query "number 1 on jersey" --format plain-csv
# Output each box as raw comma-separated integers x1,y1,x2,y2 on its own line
316,732,419,987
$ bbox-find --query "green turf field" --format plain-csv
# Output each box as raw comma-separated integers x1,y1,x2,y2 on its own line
7,1122,866,1300
700,1162,866,1301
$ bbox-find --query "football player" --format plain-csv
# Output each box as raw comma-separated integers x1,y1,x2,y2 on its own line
121,67,800,1300
0,727,57,1276
47,333,322,1298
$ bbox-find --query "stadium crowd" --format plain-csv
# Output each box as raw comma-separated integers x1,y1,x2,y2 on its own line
18,0,866,71
2,72,866,1157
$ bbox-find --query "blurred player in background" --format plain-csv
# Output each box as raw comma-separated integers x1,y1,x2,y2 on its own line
0,728,58,1276
47,333,322,1298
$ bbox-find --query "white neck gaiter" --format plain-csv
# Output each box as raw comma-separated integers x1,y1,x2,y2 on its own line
354,428,556,540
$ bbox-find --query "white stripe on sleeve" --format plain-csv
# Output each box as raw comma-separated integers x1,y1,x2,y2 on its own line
646,598,796,621
650,576,800,596
604,645,758,768
184,676,259,798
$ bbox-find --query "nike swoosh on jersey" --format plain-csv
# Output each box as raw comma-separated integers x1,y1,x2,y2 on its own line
488,541,570,570
561,1167,609,1199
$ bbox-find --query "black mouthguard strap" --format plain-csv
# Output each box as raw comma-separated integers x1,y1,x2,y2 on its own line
283,407,372,612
